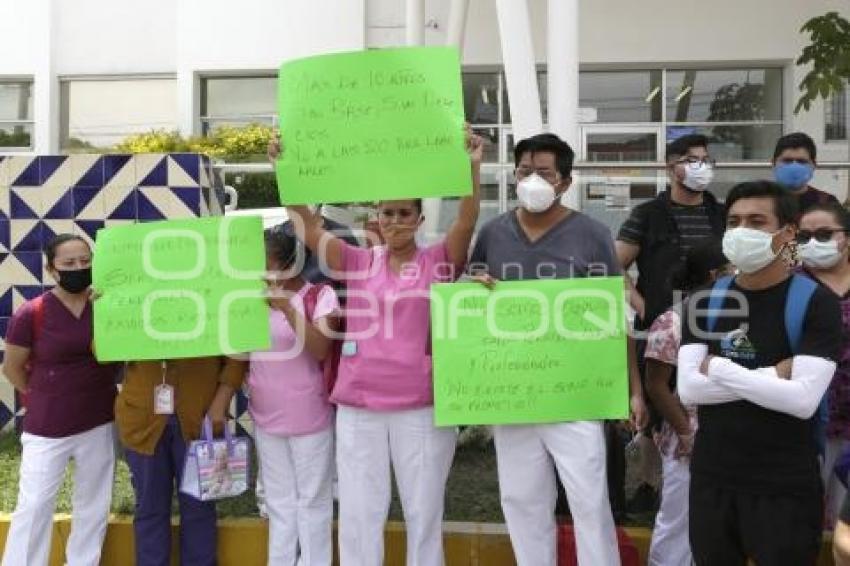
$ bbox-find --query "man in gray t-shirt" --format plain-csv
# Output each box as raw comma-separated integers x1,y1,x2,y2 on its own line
470,207,621,281
467,133,646,566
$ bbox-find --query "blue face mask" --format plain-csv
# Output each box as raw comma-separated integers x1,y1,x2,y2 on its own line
774,162,814,190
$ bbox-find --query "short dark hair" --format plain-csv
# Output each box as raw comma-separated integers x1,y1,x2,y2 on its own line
264,225,309,273
725,180,799,226
44,234,89,269
513,133,575,178
665,134,709,162
801,201,850,231
773,132,817,163
672,239,729,293
376,199,423,214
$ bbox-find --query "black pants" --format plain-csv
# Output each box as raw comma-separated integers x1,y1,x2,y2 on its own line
689,475,823,566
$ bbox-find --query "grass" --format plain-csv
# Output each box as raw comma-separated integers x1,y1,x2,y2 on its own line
0,431,650,526
0,431,503,521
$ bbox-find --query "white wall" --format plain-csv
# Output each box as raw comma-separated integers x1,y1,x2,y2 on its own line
54,0,177,75
177,0,366,71
0,0,847,156
0,1,42,74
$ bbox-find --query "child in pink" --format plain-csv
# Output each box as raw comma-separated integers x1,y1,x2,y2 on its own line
249,227,339,566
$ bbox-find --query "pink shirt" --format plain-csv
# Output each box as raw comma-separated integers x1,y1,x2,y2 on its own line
331,241,458,410
248,283,339,436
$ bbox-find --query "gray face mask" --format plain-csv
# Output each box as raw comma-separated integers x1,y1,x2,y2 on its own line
681,162,714,191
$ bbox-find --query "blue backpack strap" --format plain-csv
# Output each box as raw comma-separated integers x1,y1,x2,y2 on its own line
706,275,735,334
785,274,827,455
784,274,818,353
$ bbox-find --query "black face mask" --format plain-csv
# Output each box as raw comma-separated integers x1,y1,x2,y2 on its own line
56,267,92,294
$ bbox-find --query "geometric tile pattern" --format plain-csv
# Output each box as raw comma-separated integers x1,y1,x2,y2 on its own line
0,153,225,431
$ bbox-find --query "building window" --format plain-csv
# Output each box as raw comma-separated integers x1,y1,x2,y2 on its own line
579,70,663,123
826,86,847,142
60,77,178,151
0,80,34,150
664,68,783,161
468,67,783,163
199,76,277,135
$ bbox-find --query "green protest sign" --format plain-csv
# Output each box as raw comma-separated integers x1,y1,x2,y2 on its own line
92,216,271,361
276,46,471,204
430,278,629,426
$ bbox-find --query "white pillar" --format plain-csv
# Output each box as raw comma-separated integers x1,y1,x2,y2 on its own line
547,0,580,209
406,0,442,239
33,0,58,153
495,0,543,142
405,0,424,46
176,70,198,138
446,0,470,50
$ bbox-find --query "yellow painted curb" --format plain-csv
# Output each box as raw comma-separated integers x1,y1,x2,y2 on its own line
0,515,838,565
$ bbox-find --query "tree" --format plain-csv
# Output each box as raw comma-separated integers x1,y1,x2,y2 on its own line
707,82,766,159
795,11,850,113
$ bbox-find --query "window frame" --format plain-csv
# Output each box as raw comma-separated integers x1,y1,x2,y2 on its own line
0,78,35,151
198,73,278,136
58,73,178,151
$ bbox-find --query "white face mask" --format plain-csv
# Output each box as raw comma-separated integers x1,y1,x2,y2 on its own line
800,239,844,269
517,173,558,213
722,227,780,274
681,162,714,192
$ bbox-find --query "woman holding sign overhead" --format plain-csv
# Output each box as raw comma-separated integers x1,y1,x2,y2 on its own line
269,126,482,566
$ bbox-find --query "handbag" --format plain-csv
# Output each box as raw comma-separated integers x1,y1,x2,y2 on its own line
180,416,251,501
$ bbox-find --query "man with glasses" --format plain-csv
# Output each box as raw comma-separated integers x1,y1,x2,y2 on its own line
469,133,648,566
773,131,839,213
614,134,726,520
617,134,726,335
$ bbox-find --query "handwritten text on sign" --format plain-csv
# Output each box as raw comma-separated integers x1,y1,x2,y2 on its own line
430,278,629,426
92,216,271,361
276,46,471,204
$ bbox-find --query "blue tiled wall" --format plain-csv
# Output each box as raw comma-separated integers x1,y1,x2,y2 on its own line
0,153,226,431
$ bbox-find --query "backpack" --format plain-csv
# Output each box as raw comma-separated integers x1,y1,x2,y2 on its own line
302,284,343,396
705,274,827,455
20,293,46,409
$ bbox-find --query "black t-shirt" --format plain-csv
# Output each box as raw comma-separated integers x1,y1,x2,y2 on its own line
681,276,842,494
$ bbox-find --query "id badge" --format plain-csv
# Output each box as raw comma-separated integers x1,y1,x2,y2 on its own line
341,340,357,357
154,384,175,415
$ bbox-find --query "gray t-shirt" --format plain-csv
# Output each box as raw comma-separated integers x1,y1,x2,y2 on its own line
469,209,622,280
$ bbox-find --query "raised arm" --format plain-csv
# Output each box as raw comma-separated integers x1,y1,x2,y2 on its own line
269,136,346,273
445,128,483,268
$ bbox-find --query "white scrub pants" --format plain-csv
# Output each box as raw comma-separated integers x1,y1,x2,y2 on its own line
336,405,457,566
1,422,115,566
648,450,692,565
255,425,334,566
494,421,620,566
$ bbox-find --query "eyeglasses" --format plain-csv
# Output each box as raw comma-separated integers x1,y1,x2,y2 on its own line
515,167,560,184
795,228,848,244
675,157,716,170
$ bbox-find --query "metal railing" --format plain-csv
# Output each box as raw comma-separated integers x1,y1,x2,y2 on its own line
215,160,850,235
216,160,850,174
